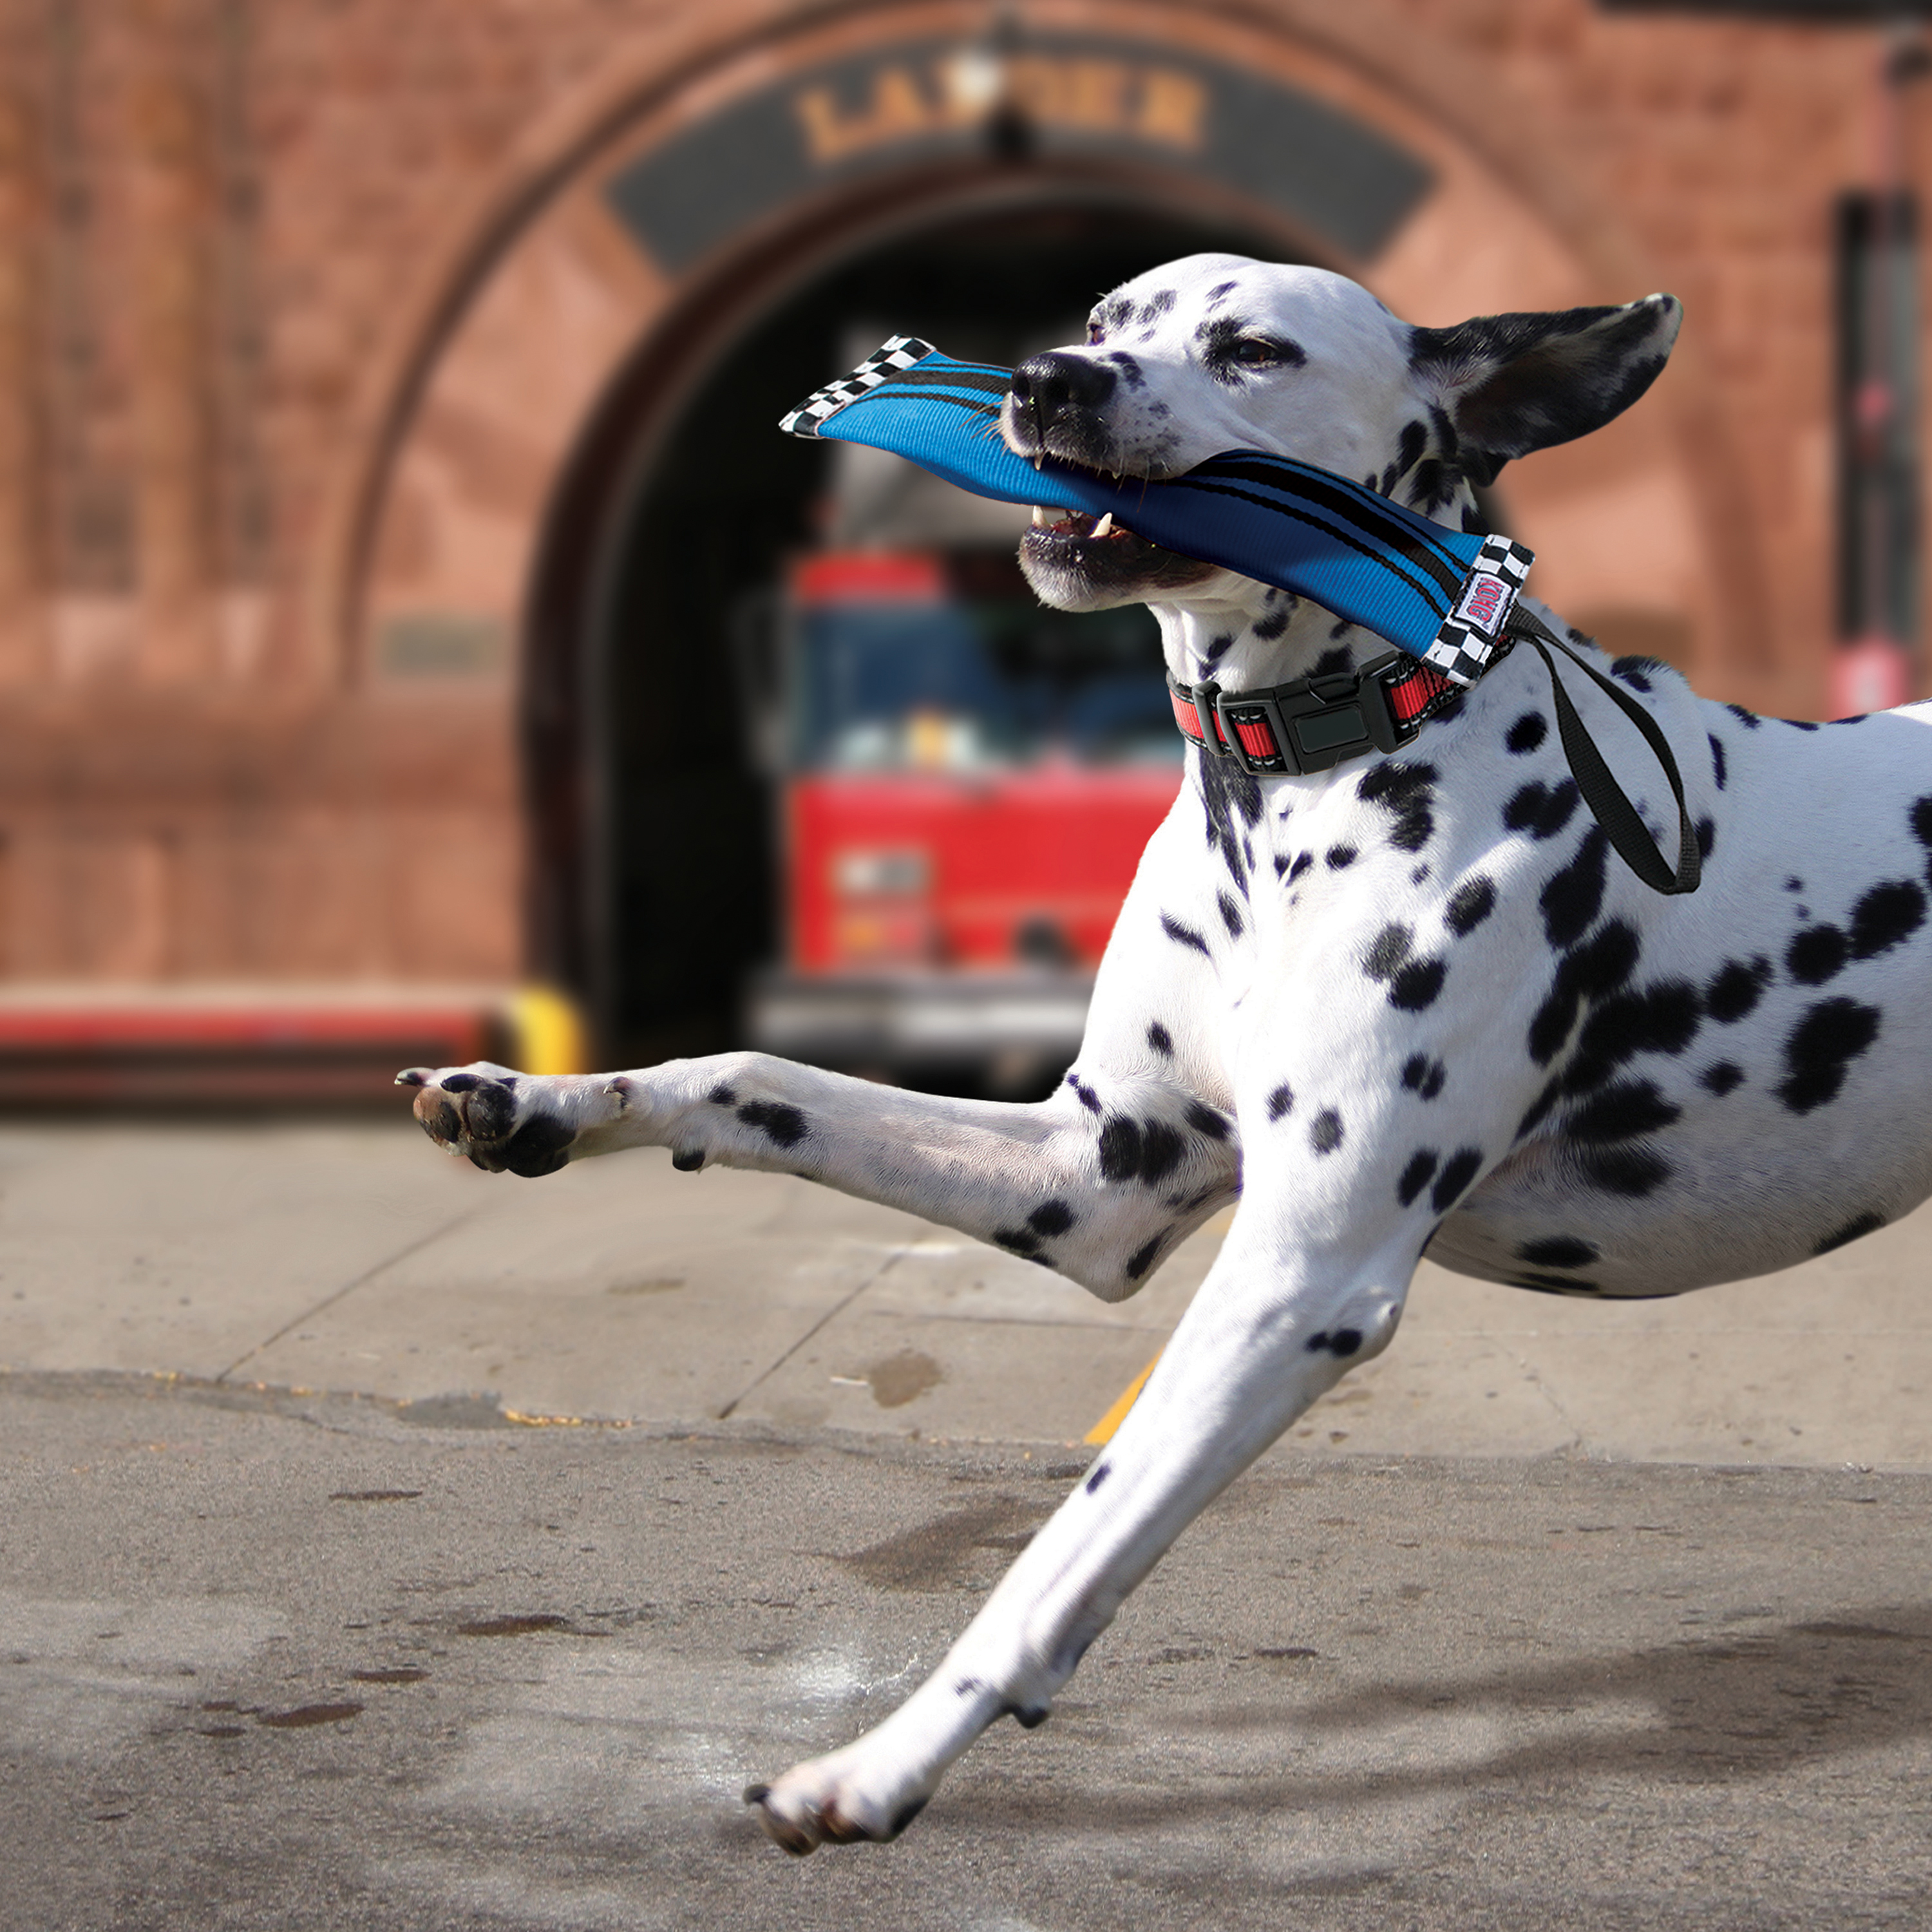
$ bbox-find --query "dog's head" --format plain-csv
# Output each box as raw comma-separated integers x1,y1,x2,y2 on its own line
1005,254,1681,614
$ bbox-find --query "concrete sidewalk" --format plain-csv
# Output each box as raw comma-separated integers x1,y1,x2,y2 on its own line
3,1119,1930,1470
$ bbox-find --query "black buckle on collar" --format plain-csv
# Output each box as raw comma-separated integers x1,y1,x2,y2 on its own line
1188,652,1415,777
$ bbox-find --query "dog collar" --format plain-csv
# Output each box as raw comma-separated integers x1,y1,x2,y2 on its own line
780,337,1535,687
1168,650,1463,776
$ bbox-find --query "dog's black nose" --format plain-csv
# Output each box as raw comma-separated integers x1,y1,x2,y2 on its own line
1009,352,1116,424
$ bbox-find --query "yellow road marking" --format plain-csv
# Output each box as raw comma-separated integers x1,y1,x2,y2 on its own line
1084,1350,1162,1446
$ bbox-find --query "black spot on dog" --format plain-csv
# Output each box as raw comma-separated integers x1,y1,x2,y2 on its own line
1541,828,1609,950
1431,1147,1483,1213
1285,852,1315,884
1202,632,1236,667
707,1083,737,1106
1911,796,1932,864
1578,1146,1671,1196
1850,878,1927,958
1205,279,1237,305
1067,1072,1103,1113
1397,419,1428,475
1783,719,1820,732
1567,1077,1680,1143
1518,1235,1598,1268
994,1227,1043,1256
1696,817,1715,860
1140,1122,1184,1183
1397,1149,1438,1206
1326,846,1357,870
1124,1234,1164,1282
1084,1462,1111,1494
1787,923,1848,985
1726,704,1762,730
1160,913,1211,957
1562,977,1702,1094
504,1112,575,1179
1252,605,1293,641
1517,1078,1562,1139
1365,923,1414,980
1785,878,1803,893
1267,1083,1294,1121
1527,919,1642,1065
1198,753,1262,876
1706,955,1772,1022
1310,1110,1343,1155
1406,459,1455,514
1444,876,1495,936
1708,735,1727,789
1815,1210,1886,1255
1399,1055,1446,1100
1218,891,1245,938
1306,1329,1364,1358
1107,351,1143,386
1146,1021,1173,1056
1700,1060,1743,1095
1503,779,1579,840
1610,656,1661,692
1776,997,1881,1113
1310,646,1354,676
1391,959,1446,1011
1358,761,1437,851
1185,1101,1230,1141
737,1101,808,1148
1461,504,1485,532
1028,1200,1075,1237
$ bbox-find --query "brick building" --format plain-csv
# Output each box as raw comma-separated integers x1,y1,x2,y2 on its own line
0,0,1918,1083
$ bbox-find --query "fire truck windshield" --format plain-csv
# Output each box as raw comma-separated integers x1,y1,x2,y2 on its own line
787,551,1177,775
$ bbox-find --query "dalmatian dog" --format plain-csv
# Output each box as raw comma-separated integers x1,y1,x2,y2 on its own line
401,254,1932,1853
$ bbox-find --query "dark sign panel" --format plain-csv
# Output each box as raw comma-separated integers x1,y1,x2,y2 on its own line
607,37,1434,272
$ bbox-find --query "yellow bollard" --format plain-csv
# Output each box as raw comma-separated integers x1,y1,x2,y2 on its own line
507,985,589,1076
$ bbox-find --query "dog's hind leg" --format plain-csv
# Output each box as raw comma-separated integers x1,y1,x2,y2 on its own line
743,1204,1417,1852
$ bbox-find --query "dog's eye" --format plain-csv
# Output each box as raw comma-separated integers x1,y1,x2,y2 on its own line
1233,337,1287,367
1086,320,1104,345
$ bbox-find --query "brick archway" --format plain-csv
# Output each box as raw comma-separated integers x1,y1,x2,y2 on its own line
317,0,1759,996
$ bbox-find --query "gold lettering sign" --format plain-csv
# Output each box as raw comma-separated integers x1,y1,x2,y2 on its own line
793,53,1208,167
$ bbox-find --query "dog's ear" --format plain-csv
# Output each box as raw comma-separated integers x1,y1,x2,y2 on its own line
1410,294,1681,486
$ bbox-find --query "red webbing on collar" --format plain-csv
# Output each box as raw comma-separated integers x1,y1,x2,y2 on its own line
1170,659,1454,761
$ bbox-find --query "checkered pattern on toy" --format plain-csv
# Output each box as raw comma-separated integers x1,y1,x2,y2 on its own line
779,337,937,438
1423,536,1536,685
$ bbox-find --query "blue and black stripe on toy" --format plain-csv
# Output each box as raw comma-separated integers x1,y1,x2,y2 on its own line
780,337,1533,686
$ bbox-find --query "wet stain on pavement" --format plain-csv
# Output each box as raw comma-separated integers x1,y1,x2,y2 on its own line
350,1666,428,1683
454,1613,570,1637
860,1349,943,1408
257,1701,363,1728
328,1489,422,1503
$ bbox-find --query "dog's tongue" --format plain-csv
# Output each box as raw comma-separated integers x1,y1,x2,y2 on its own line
779,337,1533,687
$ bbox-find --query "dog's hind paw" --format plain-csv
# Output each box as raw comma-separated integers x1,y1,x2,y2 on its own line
398,1063,622,1177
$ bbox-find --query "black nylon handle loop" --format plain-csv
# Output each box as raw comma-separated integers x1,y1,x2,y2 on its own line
1515,614,1701,897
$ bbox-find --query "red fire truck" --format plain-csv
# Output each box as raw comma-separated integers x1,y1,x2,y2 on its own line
746,545,1182,1092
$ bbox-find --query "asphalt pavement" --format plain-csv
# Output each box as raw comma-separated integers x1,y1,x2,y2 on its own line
3,1120,1931,1929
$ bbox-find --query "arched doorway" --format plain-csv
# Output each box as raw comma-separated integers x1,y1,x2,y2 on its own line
532,187,1305,1065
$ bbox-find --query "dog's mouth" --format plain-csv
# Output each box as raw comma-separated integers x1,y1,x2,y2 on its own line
1018,500,1218,610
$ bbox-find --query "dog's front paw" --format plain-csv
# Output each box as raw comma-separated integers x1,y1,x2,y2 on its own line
744,1750,927,1855
397,1063,627,1177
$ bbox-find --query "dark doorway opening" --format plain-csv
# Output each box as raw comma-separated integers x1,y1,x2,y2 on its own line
536,197,1299,1068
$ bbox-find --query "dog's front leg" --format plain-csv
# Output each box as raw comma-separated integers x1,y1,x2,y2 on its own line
399,1051,1238,1299
744,1202,1417,1852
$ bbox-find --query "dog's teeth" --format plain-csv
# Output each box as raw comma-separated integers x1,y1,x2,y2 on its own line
1092,513,1113,538
1032,506,1050,526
